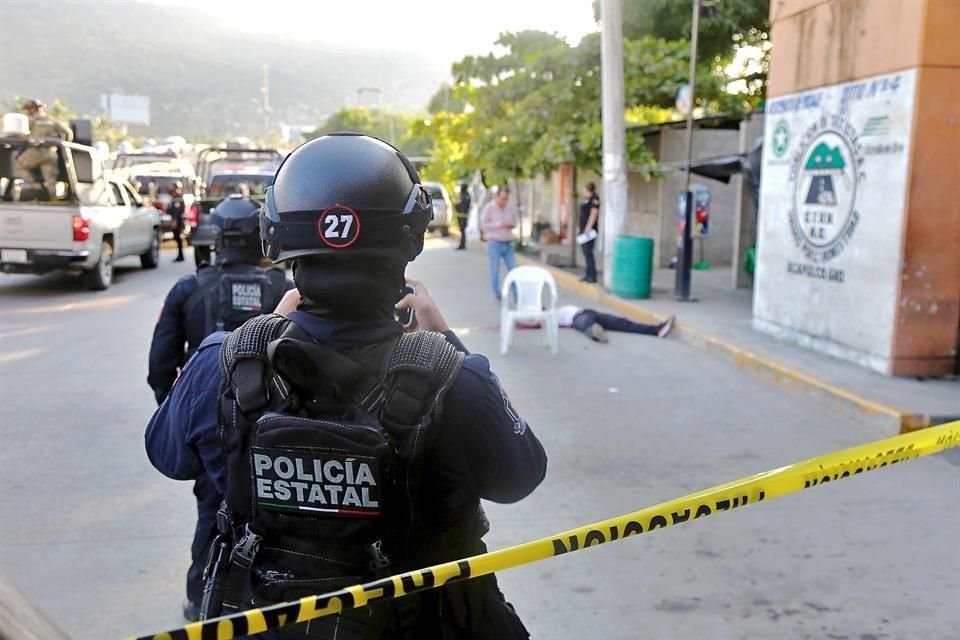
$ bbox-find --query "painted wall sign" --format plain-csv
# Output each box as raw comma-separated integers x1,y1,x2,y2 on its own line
754,69,916,370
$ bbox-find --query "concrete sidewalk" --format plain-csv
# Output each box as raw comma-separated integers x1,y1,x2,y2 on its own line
514,247,959,434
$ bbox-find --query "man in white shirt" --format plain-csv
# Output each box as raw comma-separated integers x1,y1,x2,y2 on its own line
556,305,674,343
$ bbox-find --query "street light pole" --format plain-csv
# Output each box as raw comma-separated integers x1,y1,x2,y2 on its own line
600,0,627,290
675,0,701,301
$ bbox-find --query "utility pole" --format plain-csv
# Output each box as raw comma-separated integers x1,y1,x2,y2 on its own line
601,0,627,289
262,64,271,135
675,0,701,301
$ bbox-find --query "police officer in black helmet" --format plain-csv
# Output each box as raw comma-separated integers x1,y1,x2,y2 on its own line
147,195,291,621
145,134,547,638
148,195,291,405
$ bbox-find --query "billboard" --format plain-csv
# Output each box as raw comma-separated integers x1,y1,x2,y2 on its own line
103,94,150,125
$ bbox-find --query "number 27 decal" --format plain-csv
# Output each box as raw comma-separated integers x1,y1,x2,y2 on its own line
317,205,361,248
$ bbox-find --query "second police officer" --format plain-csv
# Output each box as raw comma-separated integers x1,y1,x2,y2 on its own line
147,194,291,620
145,133,547,638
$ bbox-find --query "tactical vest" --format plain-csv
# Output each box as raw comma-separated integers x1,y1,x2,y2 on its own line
186,264,287,336
28,114,69,139
211,314,468,638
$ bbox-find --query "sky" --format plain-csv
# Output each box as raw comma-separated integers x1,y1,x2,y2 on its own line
147,0,598,63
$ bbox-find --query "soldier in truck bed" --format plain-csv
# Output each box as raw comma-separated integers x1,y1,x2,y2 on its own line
15,99,72,198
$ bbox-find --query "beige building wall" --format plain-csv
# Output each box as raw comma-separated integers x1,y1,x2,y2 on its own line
757,0,959,376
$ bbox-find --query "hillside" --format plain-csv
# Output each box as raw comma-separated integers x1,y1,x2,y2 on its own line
0,0,447,137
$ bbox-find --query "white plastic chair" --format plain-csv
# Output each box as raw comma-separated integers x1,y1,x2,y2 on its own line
500,265,559,354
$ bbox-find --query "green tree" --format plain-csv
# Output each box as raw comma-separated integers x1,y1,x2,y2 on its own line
593,0,770,61
416,3,770,191
5,94,129,148
409,111,472,195
311,106,379,137
445,30,689,180
593,0,771,103
306,106,431,158
426,84,465,114
4,95,75,122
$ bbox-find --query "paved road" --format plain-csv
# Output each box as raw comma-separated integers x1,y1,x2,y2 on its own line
1,239,957,640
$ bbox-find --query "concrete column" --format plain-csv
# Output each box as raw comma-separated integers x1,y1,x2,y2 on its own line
600,0,627,288
731,114,764,288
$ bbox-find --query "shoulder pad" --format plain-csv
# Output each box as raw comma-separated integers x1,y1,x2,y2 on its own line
220,313,292,373
378,331,465,439
385,331,464,398
219,313,293,413
387,331,462,374
197,330,229,351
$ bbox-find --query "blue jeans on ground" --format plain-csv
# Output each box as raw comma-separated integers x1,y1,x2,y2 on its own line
571,309,659,336
488,240,517,299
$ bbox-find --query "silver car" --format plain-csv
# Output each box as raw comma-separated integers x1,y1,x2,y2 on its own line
422,182,451,237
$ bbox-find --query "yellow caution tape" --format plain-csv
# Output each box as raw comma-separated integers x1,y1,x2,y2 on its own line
129,420,960,640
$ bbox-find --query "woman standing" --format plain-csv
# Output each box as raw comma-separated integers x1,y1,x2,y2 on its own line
579,182,600,283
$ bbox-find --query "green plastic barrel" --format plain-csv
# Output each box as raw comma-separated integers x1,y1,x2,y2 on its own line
610,236,654,299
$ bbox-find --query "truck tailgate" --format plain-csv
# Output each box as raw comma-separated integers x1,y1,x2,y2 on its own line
0,204,76,251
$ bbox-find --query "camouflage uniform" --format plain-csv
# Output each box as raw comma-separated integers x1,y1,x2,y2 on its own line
15,112,73,197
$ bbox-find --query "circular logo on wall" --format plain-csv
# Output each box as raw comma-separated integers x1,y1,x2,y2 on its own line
788,117,863,263
317,205,361,249
772,120,790,157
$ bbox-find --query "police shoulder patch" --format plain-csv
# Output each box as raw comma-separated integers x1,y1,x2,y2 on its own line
493,373,526,435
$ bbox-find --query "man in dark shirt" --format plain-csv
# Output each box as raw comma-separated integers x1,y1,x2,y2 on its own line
578,182,600,283
454,182,471,250
167,182,186,262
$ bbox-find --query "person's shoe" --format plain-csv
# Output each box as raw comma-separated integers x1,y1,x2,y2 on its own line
183,599,201,622
590,323,609,343
657,315,675,338
174,255,185,262
582,277,597,284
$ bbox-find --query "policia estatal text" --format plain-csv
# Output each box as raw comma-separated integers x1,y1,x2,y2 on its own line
145,134,547,639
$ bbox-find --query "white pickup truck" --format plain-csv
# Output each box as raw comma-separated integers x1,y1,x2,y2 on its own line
0,137,162,289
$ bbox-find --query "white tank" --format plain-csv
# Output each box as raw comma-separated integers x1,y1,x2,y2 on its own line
2,113,30,136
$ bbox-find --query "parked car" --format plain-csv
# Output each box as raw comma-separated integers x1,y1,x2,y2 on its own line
0,137,162,290
422,181,451,236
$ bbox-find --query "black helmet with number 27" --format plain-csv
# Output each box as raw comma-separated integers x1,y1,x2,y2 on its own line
261,133,433,263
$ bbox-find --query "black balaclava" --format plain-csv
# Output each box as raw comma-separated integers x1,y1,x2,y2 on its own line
292,254,406,321
216,244,261,267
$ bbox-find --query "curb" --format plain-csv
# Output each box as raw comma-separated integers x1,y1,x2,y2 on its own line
516,253,946,434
